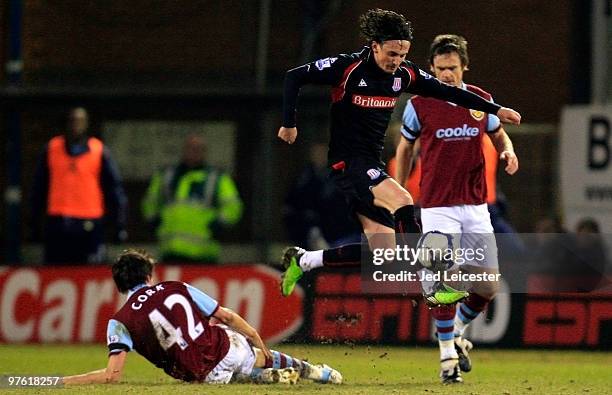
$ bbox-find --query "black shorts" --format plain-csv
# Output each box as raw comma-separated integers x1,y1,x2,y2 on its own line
329,157,395,229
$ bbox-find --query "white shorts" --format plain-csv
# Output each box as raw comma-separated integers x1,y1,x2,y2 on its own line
420,204,498,269
205,327,256,384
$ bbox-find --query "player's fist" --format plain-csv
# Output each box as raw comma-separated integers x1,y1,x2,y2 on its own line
500,151,519,175
497,107,521,125
278,127,298,144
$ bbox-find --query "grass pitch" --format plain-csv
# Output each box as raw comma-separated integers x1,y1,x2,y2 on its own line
1,344,610,394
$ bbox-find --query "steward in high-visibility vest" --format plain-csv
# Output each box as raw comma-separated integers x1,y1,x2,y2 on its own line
142,134,243,263
30,107,128,264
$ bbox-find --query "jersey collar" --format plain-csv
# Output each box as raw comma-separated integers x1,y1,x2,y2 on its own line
127,283,147,299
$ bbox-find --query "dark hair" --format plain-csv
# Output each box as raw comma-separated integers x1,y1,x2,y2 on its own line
429,34,469,66
359,9,413,44
112,249,155,293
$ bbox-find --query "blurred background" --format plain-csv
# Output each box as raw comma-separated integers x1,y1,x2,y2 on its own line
1,0,612,356
0,0,611,265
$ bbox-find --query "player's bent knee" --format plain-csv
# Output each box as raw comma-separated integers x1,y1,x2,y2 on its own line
390,193,413,211
473,282,499,300
253,348,266,367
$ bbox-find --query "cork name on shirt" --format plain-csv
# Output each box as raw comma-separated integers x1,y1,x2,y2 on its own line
131,284,165,310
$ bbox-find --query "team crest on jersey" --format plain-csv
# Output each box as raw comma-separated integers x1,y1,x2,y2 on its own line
314,57,337,70
469,109,485,121
392,77,402,92
358,79,367,87
366,168,381,180
108,335,119,344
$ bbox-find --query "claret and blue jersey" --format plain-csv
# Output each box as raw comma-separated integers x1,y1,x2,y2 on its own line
106,281,229,382
401,83,502,208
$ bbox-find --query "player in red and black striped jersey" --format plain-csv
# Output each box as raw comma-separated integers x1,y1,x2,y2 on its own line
278,9,521,298
62,249,342,385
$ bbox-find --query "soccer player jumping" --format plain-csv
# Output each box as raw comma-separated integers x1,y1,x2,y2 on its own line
278,9,520,305
396,35,519,384
62,249,341,385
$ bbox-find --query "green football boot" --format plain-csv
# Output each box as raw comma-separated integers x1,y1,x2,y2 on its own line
280,246,305,297
424,282,469,307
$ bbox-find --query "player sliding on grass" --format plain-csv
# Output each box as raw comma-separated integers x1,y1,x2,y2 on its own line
395,34,519,384
63,249,341,385
278,9,520,305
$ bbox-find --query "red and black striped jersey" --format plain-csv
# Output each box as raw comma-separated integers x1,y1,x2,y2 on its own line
282,47,501,165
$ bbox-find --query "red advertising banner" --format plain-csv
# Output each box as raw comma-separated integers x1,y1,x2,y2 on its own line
0,265,303,344
307,272,612,348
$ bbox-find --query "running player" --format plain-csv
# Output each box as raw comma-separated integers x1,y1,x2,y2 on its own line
278,9,521,306
395,34,518,384
62,249,341,385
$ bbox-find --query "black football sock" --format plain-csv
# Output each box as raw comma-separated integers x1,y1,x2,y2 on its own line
322,243,365,267
394,204,421,234
394,205,421,249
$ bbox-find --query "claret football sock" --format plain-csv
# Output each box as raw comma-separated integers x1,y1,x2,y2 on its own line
454,293,490,337
432,305,459,360
264,350,311,377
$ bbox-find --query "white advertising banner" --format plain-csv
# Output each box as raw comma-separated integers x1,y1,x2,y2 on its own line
560,105,612,233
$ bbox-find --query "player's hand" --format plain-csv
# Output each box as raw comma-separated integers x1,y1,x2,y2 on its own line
500,151,519,175
252,333,272,360
497,107,521,125
278,127,298,144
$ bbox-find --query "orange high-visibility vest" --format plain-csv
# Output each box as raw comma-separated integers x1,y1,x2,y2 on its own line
482,134,498,204
47,135,105,218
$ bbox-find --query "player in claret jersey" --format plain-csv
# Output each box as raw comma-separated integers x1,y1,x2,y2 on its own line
395,35,519,384
62,249,341,385
278,9,521,304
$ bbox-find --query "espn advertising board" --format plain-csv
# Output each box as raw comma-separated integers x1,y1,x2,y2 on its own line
560,105,612,232
299,271,612,349
1,264,611,348
0,265,303,344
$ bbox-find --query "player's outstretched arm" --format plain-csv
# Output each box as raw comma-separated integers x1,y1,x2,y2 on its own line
407,66,521,125
63,351,127,385
213,306,273,360
279,55,352,144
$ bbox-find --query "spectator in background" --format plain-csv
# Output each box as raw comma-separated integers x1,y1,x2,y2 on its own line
31,107,128,264
567,218,608,292
142,134,243,264
283,143,361,250
532,217,609,292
